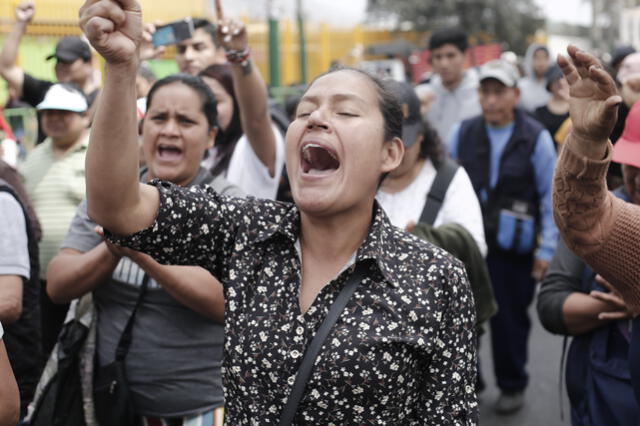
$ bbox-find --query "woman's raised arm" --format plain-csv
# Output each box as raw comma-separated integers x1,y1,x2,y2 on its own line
79,0,159,234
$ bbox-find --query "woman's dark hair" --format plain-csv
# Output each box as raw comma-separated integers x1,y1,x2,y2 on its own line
199,64,244,177
418,118,445,169
145,73,218,131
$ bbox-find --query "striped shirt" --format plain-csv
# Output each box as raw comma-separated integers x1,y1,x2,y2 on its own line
19,133,89,279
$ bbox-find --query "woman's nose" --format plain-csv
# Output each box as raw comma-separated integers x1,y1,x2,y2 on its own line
306,108,329,130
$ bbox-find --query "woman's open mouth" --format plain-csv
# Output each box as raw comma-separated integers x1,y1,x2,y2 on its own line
156,144,183,162
300,143,340,176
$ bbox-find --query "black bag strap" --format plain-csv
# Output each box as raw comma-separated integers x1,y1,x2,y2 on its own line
419,157,460,226
115,274,150,361
278,262,367,426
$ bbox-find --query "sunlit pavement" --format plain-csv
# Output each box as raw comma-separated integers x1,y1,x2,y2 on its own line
478,295,571,426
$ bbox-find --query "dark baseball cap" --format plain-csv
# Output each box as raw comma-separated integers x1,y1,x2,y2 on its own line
47,36,91,63
386,80,423,148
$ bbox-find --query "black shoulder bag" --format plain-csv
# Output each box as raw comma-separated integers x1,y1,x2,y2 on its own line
419,157,460,226
93,274,150,426
278,263,367,426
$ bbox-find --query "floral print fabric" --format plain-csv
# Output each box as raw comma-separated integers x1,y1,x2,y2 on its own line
107,180,478,425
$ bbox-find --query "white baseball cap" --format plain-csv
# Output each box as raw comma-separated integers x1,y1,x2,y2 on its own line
479,59,520,88
36,84,88,113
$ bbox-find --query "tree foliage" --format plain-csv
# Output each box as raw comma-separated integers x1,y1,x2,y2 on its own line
367,0,545,55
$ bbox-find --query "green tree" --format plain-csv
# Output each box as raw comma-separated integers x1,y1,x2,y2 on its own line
367,0,545,55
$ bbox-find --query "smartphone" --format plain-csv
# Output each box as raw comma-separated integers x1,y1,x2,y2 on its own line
152,18,194,47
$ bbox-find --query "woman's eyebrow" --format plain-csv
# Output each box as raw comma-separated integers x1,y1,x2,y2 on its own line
298,93,367,107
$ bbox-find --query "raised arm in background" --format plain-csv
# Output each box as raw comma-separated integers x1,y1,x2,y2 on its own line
553,45,640,314
79,0,159,234
0,1,34,97
217,19,278,176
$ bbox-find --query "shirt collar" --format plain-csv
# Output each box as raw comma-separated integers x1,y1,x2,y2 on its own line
354,202,401,287
252,203,300,244
251,201,403,288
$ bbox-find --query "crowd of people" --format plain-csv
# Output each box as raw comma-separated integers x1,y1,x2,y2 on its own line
1,0,640,425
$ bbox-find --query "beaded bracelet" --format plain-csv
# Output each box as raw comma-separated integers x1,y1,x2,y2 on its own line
226,48,251,64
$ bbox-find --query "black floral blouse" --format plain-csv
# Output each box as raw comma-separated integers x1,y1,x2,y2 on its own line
108,180,478,425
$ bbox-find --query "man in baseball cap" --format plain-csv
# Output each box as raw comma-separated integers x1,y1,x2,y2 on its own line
46,36,92,63
448,58,558,414
19,83,90,356
0,2,99,143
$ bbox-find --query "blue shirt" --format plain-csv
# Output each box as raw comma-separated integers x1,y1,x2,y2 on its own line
447,120,558,262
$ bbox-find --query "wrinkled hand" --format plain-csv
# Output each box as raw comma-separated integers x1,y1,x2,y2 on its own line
531,258,549,282
79,0,142,65
15,1,35,24
590,274,634,320
557,45,621,147
139,22,166,61
217,18,248,52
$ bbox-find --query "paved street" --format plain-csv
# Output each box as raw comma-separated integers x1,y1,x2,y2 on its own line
478,293,571,426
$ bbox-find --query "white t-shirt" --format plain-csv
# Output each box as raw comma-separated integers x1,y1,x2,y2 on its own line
0,192,30,279
205,124,285,200
0,321,3,339
377,159,487,257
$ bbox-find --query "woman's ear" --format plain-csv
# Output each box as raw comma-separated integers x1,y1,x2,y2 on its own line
381,136,404,173
206,127,218,150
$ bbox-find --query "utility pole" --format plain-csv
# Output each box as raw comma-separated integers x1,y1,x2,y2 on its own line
296,0,308,84
267,0,281,88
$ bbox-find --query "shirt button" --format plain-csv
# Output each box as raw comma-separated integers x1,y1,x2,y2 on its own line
288,375,296,386
291,349,301,359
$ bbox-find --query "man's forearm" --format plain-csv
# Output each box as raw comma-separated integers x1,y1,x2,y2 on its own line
0,21,27,92
134,255,224,322
47,245,120,303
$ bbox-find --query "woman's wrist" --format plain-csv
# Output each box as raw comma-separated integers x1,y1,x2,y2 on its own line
226,47,250,64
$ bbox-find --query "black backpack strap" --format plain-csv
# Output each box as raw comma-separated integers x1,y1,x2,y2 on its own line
114,274,150,361
278,262,367,426
419,158,460,226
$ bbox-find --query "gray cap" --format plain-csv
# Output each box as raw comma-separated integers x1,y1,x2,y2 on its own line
386,80,423,148
479,59,520,87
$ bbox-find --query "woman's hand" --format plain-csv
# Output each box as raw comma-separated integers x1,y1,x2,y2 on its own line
557,45,622,158
79,0,142,66
217,18,248,52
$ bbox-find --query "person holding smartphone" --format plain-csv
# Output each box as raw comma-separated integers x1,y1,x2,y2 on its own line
141,18,227,76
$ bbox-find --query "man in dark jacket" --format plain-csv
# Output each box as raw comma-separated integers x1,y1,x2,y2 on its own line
448,59,558,414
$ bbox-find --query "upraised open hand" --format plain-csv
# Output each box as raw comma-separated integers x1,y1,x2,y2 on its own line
79,0,142,66
217,18,248,52
558,45,622,148
15,1,35,24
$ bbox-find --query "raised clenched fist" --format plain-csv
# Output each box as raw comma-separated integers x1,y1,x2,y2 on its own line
79,0,142,66
15,1,35,24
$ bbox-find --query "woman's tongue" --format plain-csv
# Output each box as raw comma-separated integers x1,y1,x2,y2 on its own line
305,147,339,175
158,146,182,161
